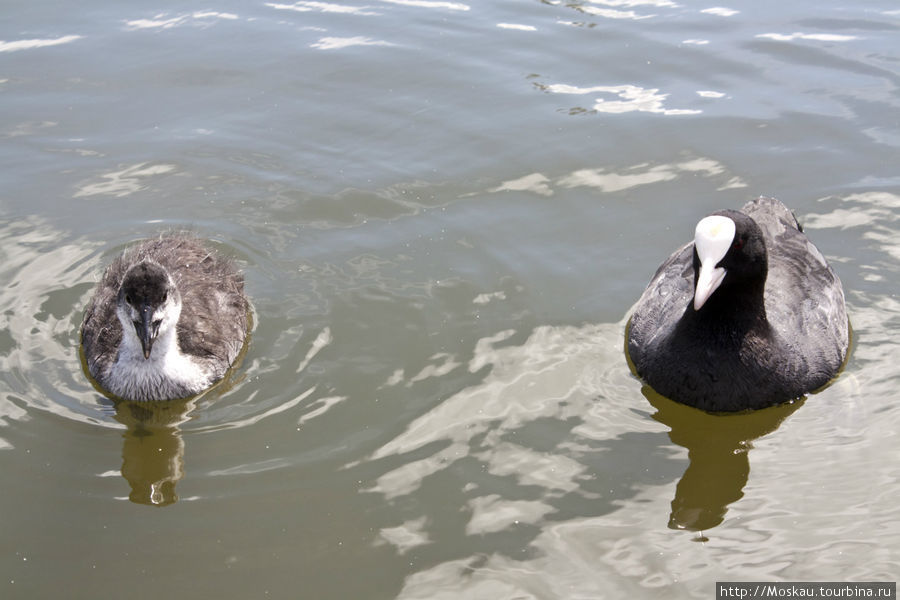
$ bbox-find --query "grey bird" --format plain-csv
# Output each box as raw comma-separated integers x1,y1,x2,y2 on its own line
82,234,249,401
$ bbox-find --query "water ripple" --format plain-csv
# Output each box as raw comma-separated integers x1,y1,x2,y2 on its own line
0,35,83,53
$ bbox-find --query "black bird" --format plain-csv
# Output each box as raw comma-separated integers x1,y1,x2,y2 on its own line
627,197,849,412
82,234,249,401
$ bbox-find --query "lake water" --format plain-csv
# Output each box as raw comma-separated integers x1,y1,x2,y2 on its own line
2,1,899,598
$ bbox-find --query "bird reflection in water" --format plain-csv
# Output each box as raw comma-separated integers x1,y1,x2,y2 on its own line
112,397,194,506
644,387,802,539
83,309,250,506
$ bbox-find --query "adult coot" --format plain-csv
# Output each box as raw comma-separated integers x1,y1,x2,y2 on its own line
82,234,249,401
627,197,848,412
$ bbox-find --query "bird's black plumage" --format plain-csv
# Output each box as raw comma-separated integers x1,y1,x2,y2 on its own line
627,197,849,412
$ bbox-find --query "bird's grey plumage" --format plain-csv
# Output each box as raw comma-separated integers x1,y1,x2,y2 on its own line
627,196,849,412
82,234,248,401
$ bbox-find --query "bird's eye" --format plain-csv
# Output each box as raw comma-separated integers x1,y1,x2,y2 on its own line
125,294,133,305
162,291,168,303
733,238,744,250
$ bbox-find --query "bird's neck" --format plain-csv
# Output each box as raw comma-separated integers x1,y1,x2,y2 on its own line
682,286,770,343
114,303,196,371
109,323,210,402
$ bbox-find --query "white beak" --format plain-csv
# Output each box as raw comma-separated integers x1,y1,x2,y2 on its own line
693,215,735,311
694,263,727,310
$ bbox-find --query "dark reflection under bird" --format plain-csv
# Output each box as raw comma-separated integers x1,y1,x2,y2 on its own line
645,387,802,535
81,233,249,402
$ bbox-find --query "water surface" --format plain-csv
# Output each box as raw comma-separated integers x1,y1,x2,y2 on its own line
2,1,899,598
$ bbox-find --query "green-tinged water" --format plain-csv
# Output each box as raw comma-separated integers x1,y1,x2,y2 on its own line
2,1,899,598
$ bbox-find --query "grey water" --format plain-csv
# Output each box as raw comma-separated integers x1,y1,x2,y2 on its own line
2,1,899,598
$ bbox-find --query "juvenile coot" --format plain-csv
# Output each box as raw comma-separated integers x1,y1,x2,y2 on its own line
82,234,248,401
627,197,849,412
